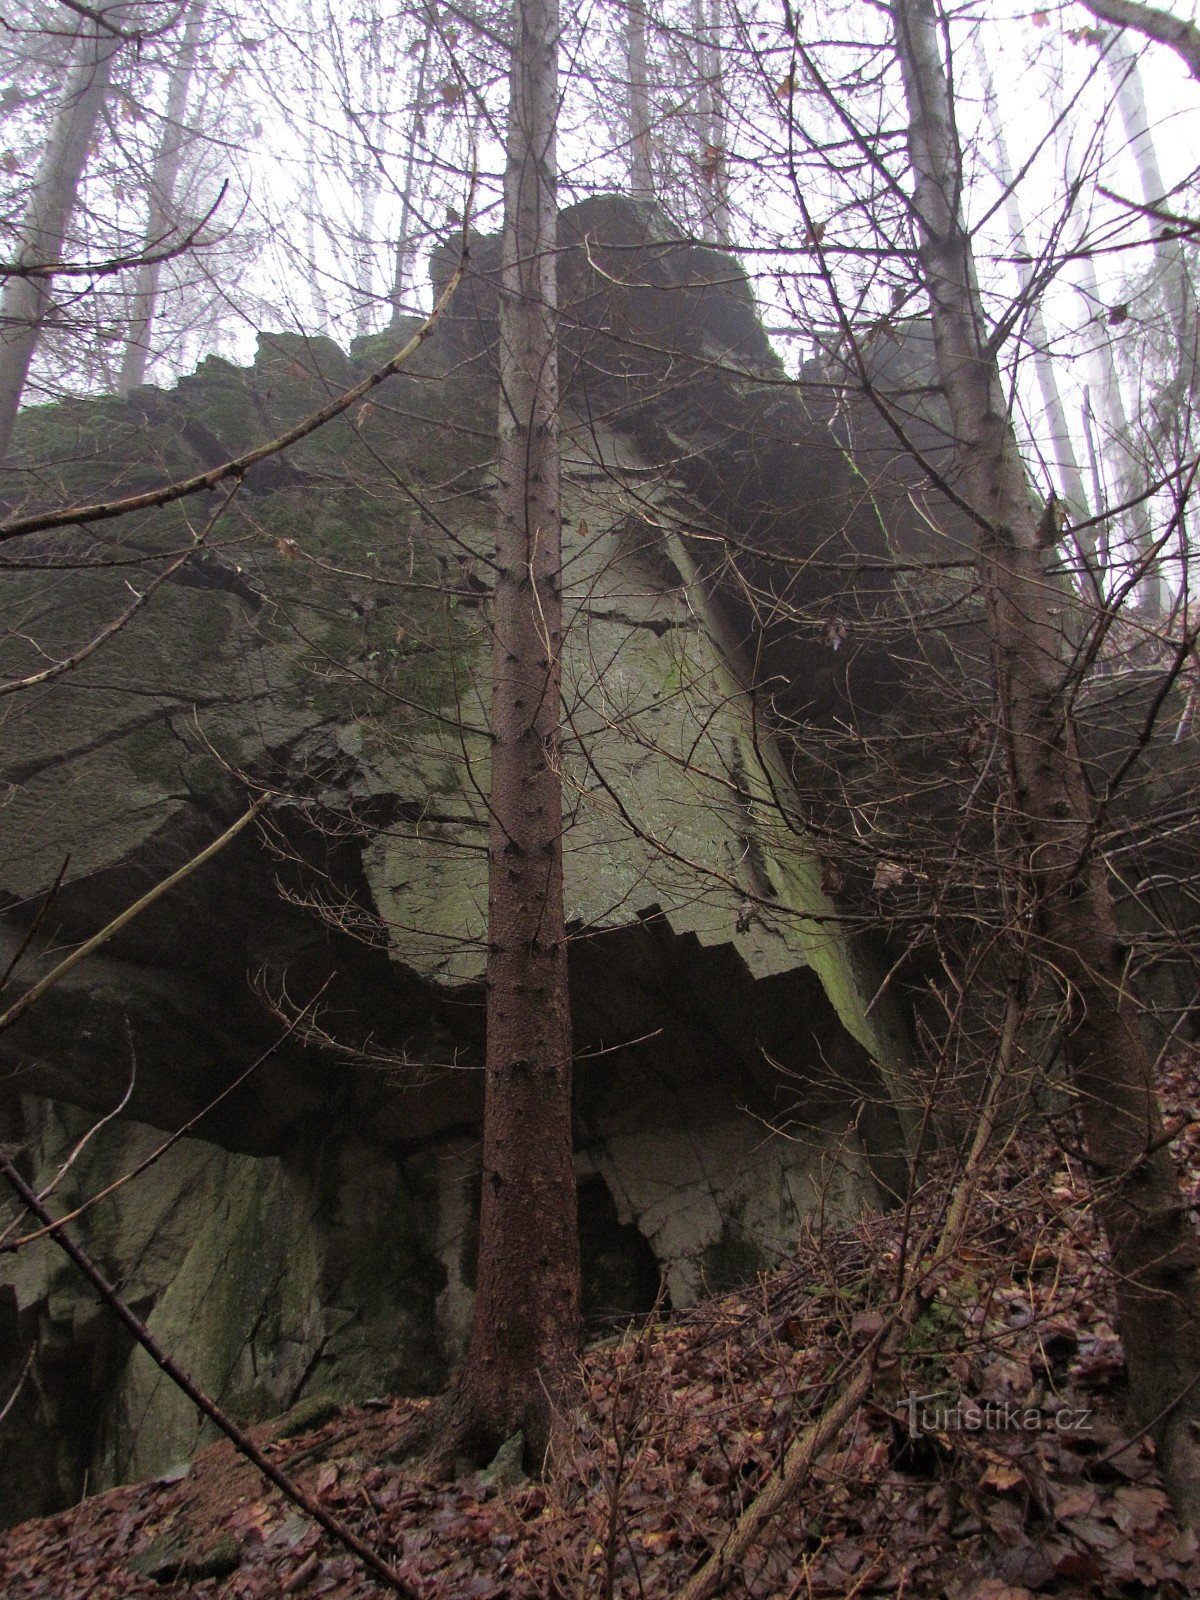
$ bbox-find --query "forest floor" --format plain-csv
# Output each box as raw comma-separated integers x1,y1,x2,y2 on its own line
3,1051,1200,1600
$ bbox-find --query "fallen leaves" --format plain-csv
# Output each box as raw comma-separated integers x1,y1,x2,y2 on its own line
5,1051,1200,1598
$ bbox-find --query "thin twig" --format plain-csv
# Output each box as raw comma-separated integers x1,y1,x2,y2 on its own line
0,795,271,1036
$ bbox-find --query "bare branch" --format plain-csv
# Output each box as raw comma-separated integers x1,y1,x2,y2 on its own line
0,795,271,1036
0,181,229,281
0,1148,416,1593
0,234,470,543
1081,0,1200,80
0,484,238,695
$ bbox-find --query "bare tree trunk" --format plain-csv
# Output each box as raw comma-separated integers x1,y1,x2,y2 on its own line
690,0,729,244
1107,29,1200,597
302,45,332,338
350,14,384,338
1077,269,1163,610
705,0,731,245
1048,75,1162,610
449,0,581,1463
895,0,1200,1527
625,0,654,200
388,8,433,322
1108,33,1199,396
117,1,204,395
1081,387,1113,574
0,7,124,458
975,39,1095,590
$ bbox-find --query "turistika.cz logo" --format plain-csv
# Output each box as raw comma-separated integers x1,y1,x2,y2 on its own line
903,1392,1094,1437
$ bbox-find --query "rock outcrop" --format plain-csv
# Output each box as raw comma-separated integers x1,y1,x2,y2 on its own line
0,197,919,1524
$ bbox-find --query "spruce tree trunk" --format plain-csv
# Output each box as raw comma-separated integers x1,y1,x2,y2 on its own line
0,6,124,457
895,0,1200,1527
450,0,581,1463
118,1,204,395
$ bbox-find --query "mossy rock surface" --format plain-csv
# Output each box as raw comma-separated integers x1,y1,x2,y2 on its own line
0,195,921,1523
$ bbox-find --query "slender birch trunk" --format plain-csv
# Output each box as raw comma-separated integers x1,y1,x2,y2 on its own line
975,40,1096,590
1078,275,1164,610
388,9,433,322
1109,34,1200,416
895,0,1200,1526
349,15,384,339
690,0,729,244
302,48,332,337
449,0,580,1461
1109,32,1195,325
352,163,381,338
0,7,124,458
1081,387,1114,574
1050,81,1162,610
117,2,204,395
626,0,654,200
705,0,731,245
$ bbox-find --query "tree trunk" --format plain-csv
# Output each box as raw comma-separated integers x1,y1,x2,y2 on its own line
895,0,1200,1527
690,0,729,244
1047,73,1162,610
118,1,204,395
975,39,1096,589
388,7,433,323
1108,32,1200,434
349,14,384,339
302,45,332,338
0,6,124,458
1081,387,1114,574
1073,250,1162,609
704,0,731,245
625,0,654,200
449,0,581,1464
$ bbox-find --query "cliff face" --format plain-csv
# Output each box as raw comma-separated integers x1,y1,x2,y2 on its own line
0,197,918,1524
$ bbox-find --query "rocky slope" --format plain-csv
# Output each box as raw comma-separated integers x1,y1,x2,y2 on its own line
3,1047,1199,1597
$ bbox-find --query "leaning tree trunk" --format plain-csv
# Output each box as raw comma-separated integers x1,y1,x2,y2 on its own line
895,0,1200,1527
118,0,204,395
449,0,581,1464
0,5,124,458
1107,34,1194,337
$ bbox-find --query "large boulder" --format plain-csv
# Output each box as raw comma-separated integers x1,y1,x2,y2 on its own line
0,197,918,1523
